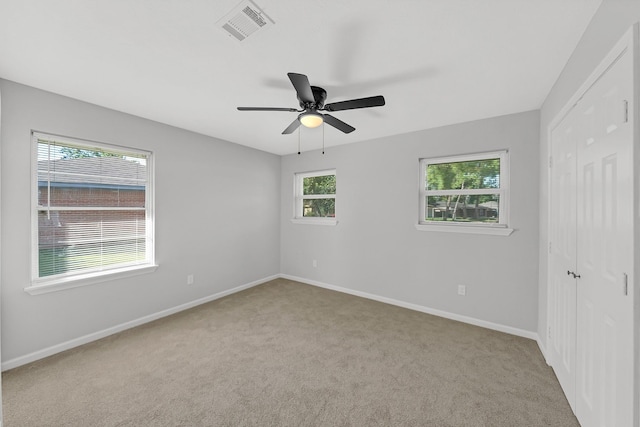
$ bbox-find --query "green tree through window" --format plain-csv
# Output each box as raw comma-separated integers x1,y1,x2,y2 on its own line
294,170,336,220
59,146,120,159
420,152,507,225
303,174,336,217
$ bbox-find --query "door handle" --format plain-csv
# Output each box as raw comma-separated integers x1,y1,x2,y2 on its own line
567,270,581,279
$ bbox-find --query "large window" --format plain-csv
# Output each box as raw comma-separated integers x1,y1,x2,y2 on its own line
418,150,512,235
30,132,155,292
293,169,337,225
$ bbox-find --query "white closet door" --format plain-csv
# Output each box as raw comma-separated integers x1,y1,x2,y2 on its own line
574,46,634,427
549,111,578,411
548,29,636,426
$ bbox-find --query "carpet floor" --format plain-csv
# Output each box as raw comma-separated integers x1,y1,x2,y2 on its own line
2,278,578,426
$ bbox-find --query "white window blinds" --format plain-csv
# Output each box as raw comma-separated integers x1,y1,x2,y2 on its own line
33,132,153,280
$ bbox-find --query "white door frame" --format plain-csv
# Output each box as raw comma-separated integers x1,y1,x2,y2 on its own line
545,23,639,426
0,79,4,427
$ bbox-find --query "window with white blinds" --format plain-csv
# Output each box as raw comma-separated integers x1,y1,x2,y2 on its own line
31,132,154,286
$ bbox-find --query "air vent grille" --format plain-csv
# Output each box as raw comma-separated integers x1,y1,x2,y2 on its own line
218,0,274,41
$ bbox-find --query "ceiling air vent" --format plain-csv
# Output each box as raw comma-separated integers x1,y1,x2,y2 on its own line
218,0,275,41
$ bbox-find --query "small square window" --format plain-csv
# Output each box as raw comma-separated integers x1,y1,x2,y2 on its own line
293,169,337,225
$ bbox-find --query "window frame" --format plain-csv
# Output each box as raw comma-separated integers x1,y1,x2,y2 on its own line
291,169,337,226
27,131,157,295
416,150,514,236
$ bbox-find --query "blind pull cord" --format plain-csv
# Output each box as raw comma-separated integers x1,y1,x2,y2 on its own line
46,141,52,220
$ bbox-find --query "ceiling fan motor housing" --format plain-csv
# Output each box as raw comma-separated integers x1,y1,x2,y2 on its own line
298,86,327,110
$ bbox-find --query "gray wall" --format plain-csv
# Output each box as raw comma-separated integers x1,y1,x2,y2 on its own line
537,0,640,354
280,110,540,333
0,80,281,364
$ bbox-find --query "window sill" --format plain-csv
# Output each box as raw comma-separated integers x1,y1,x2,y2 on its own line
415,223,514,236
291,218,338,226
25,264,159,295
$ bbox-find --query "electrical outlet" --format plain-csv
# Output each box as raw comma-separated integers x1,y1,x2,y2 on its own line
187,274,194,285
457,285,466,296
312,260,317,268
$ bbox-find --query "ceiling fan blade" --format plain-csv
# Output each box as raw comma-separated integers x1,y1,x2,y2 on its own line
323,114,355,134
323,95,385,112
287,73,315,104
237,107,298,112
282,118,301,134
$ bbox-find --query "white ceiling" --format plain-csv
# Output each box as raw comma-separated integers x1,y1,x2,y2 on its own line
0,0,601,155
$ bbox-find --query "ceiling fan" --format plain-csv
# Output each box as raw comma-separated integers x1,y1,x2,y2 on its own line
237,72,386,134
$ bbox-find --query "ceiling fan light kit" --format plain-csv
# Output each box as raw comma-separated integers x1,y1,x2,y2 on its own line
299,112,323,128
237,72,386,136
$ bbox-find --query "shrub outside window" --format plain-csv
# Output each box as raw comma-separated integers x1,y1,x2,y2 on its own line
30,132,155,292
418,150,511,234
293,169,336,224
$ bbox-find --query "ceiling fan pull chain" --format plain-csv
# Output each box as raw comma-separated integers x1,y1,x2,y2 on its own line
297,126,301,155
322,122,325,155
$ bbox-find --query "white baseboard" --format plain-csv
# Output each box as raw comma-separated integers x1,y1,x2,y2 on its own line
1,275,279,371
537,335,550,365
280,274,539,341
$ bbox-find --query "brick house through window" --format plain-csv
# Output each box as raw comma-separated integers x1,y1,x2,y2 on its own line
37,156,148,277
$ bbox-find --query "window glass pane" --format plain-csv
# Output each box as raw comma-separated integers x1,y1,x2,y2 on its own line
35,134,151,281
40,186,146,208
38,210,146,277
426,158,500,190
303,174,336,195
302,198,335,217
37,142,147,208
425,195,500,223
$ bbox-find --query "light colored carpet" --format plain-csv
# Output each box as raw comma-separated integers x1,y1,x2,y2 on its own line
2,278,578,426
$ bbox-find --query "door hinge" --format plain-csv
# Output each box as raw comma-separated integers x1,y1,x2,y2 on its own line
549,156,553,168
623,100,629,123
622,272,628,296
548,241,552,254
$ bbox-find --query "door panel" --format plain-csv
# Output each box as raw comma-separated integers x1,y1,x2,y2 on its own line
578,298,595,411
603,316,617,426
549,118,578,410
581,163,594,267
575,48,634,427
